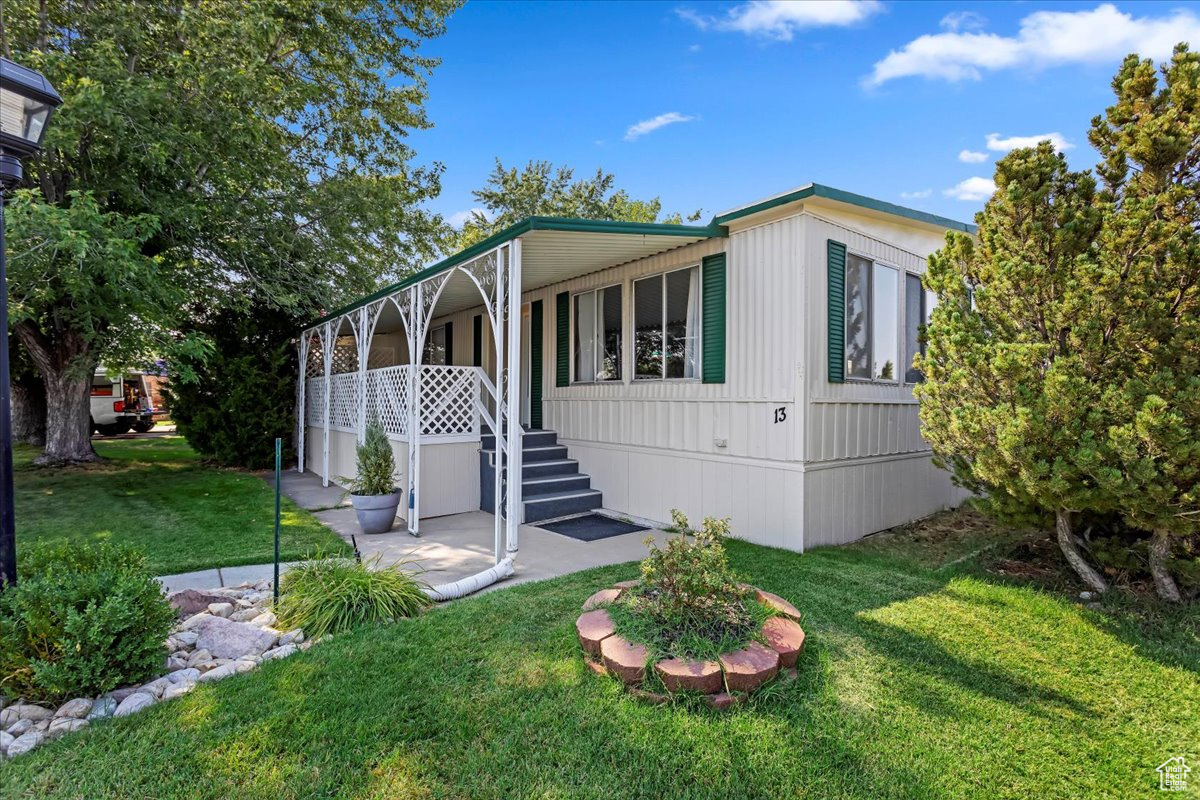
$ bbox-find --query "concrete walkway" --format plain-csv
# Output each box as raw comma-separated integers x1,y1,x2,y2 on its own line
157,562,298,595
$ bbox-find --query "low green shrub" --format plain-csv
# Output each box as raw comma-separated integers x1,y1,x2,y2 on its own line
611,510,768,660
275,555,430,638
0,542,176,703
343,421,396,496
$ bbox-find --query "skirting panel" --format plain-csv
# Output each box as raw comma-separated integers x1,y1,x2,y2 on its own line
304,427,480,518
561,440,805,552
802,453,967,548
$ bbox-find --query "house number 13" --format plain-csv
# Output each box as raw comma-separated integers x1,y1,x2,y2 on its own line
773,407,787,424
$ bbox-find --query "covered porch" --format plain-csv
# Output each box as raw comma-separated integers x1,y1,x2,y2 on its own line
295,217,721,583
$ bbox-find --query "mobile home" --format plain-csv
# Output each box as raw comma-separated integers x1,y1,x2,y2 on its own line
297,183,973,558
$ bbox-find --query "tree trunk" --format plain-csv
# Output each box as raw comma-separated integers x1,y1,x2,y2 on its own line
38,367,97,464
1148,528,1183,603
14,322,99,465
1054,509,1109,594
10,372,46,446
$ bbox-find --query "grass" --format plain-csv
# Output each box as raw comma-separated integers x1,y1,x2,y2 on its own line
0,515,1195,799
13,436,350,576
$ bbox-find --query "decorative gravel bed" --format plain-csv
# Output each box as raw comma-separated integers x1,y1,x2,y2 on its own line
576,581,806,707
0,580,321,761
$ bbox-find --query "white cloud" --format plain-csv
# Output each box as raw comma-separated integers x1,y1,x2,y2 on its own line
677,0,882,42
958,149,988,163
688,43,702,53
940,11,986,33
866,3,1200,86
985,131,1073,153
900,189,933,199
447,207,487,228
624,111,695,141
943,177,996,202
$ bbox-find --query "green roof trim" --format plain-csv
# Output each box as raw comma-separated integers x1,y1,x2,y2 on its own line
302,216,726,331
714,183,976,234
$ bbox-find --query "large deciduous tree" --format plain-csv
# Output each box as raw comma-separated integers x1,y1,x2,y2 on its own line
4,0,458,463
917,46,1200,600
454,158,700,248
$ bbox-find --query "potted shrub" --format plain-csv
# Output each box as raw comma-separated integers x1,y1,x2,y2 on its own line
345,421,401,534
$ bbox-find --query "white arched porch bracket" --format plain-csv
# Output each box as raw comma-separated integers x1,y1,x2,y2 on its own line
355,302,384,442
459,245,509,562
404,271,452,536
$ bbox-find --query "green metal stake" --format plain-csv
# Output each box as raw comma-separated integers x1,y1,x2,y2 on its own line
273,437,281,604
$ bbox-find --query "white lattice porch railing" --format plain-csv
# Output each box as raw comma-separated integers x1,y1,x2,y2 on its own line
328,373,359,432
418,365,480,438
312,365,481,441
305,378,325,427
366,365,410,438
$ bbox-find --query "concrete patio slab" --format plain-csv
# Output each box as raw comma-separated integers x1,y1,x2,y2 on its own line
282,469,660,591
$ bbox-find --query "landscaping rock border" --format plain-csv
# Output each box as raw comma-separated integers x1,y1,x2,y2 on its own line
576,582,806,708
0,580,327,762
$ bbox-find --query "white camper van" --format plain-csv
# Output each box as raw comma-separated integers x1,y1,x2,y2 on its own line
90,369,157,436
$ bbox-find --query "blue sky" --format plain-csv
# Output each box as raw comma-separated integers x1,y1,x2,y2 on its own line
405,1,1200,228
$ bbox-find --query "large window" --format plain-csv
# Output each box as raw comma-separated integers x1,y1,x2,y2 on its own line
574,285,622,382
844,254,899,382
423,325,447,365
904,274,938,382
635,266,700,380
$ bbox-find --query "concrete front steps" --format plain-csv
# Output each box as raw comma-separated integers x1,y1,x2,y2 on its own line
479,428,603,523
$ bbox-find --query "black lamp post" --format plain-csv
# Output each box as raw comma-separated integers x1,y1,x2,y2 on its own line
0,58,62,587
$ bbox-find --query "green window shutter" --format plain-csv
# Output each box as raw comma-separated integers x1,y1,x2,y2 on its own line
827,239,846,383
530,300,544,429
701,253,727,384
443,321,453,365
555,291,570,387
472,314,483,367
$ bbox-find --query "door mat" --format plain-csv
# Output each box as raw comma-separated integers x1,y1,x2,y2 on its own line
538,513,648,542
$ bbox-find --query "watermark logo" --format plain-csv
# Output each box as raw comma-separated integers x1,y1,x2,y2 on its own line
1157,757,1191,792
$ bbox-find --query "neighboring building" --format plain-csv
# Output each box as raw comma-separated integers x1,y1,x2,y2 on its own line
297,183,973,559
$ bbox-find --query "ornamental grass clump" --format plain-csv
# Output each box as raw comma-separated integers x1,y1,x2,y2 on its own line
275,554,430,638
0,542,176,703
344,421,395,496
614,510,767,660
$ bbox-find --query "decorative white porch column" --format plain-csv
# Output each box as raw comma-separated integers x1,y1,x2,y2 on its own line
296,336,308,473
321,320,333,488
406,283,423,535
355,305,369,443
504,238,523,557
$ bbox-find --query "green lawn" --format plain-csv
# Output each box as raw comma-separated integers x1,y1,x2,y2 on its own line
1,522,1194,799
14,436,350,575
